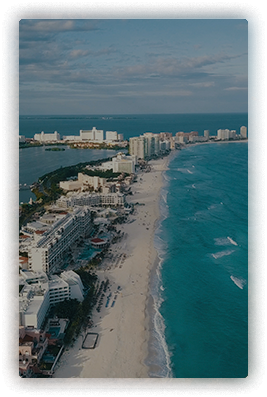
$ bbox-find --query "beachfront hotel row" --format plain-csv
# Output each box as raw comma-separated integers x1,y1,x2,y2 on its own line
19,125,247,155
19,126,247,376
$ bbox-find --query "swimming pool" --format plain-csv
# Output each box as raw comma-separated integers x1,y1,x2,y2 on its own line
47,326,61,338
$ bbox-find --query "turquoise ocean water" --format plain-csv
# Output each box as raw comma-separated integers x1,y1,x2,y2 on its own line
19,114,248,377
151,142,248,378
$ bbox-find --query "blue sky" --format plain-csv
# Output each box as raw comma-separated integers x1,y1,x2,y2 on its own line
19,19,248,114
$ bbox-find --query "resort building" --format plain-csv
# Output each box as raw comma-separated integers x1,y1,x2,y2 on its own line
19,269,85,329
59,180,83,191
56,192,125,209
78,173,106,191
62,135,81,141
129,136,146,159
28,208,92,274
240,126,247,139
59,174,107,192
19,135,26,143
106,130,118,142
112,153,136,174
34,131,61,142
19,280,50,329
230,130,237,139
129,133,165,159
79,127,104,142
204,130,210,139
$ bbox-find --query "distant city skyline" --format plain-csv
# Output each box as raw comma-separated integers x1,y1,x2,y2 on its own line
19,19,248,115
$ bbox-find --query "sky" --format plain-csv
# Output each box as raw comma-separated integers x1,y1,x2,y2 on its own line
19,19,248,115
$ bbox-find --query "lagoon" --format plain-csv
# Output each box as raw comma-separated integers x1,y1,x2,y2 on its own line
19,146,122,203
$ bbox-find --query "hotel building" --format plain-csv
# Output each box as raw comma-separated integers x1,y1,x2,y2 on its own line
79,127,104,142
129,136,146,159
34,131,61,142
19,270,85,329
56,192,125,209
129,133,166,159
106,130,118,141
28,208,92,274
240,126,247,139
112,153,136,174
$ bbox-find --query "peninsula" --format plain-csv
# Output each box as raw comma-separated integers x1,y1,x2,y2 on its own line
19,125,247,378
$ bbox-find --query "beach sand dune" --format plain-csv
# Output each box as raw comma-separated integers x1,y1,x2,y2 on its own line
53,155,171,378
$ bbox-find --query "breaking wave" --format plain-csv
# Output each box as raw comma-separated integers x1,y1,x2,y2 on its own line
211,249,235,259
230,275,247,289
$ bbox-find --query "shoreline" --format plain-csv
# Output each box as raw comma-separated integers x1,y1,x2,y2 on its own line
53,154,172,378
52,140,247,378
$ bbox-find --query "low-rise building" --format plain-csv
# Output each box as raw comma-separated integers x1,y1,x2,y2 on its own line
59,180,83,191
19,327,48,377
56,192,125,209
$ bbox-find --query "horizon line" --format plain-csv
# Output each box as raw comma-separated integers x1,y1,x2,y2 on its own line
20,112,248,117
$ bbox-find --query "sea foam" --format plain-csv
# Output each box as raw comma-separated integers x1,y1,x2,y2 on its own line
214,237,238,246
211,249,235,259
230,275,246,289
227,236,238,246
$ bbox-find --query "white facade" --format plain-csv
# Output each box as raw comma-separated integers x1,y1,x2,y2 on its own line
19,269,85,327
80,129,95,141
56,192,125,209
129,136,145,159
78,173,106,190
19,135,26,143
34,131,61,142
106,130,118,141
28,208,92,274
60,270,85,302
19,282,50,329
94,128,104,142
240,126,247,138
49,275,70,305
80,127,104,142
60,180,83,191
217,129,228,140
112,153,136,174
63,135,81,141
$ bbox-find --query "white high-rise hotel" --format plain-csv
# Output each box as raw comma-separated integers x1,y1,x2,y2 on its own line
129,132,167,159
240,126,247,139
28,208,92,274
80,127,104,142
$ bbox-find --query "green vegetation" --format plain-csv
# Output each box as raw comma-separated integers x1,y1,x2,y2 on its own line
82,168,122,180
69,142,128,151
19,157,118,227
19,202,45,228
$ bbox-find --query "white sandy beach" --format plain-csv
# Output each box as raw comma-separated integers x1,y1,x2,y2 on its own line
53,155,172,378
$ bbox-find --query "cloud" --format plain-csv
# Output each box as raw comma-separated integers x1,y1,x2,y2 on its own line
69,49,90,59
114,53,245,81
224,86,248,91
189,82,215,88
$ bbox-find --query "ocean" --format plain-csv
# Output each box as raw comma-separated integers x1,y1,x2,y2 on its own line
152,141,248,378
19,113,248,377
